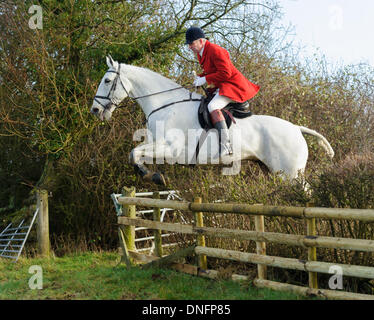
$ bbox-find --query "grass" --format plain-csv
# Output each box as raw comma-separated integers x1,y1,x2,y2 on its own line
0,251,309,300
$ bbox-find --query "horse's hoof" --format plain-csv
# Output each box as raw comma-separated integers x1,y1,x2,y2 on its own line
152,172,166,186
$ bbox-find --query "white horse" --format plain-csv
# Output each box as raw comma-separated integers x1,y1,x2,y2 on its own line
91,56,334,185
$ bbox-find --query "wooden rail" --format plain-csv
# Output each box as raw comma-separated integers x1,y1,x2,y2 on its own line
118,216,374,252
117,196,374,221
116,190,374,300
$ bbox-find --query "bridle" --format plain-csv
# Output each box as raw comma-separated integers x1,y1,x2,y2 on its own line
93,63,201,121
94,64,128,110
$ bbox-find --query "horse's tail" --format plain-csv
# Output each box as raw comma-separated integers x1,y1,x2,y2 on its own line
299,126,335,159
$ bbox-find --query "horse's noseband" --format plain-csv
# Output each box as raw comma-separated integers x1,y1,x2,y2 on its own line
94,64,129,110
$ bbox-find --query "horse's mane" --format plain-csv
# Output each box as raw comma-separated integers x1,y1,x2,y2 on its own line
122,64,183,91
119,63,200,106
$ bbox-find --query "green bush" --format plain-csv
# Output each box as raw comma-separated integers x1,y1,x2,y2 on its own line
309,152,374,293
311,152,374,209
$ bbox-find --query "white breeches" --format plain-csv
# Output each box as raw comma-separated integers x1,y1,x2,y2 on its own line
207,90,235,113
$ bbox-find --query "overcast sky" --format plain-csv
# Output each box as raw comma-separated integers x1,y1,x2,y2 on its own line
277,0,374,67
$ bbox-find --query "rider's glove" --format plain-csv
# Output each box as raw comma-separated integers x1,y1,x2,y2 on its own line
193,76,207,87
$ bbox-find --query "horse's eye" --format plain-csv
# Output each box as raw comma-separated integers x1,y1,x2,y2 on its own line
104,78,111,84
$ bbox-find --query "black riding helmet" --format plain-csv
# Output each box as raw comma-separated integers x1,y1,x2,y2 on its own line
185,27,206,45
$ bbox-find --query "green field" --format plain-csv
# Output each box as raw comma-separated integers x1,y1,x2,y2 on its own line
0,251,309,300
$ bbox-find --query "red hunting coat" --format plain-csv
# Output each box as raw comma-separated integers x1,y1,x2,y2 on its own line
197,40,260,103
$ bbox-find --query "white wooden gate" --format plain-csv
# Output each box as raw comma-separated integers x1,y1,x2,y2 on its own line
112,190,186,254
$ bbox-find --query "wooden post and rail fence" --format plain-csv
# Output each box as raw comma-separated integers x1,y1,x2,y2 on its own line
116,187,374,300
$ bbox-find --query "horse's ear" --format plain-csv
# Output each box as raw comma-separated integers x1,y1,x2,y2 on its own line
106,55,114,68
106,55,119,70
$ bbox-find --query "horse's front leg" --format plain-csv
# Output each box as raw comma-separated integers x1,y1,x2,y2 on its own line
129,142,167,185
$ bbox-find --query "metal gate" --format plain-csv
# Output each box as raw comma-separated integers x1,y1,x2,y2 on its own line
0,207,39,262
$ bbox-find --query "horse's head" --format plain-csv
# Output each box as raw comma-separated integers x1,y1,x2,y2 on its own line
90,55,132,120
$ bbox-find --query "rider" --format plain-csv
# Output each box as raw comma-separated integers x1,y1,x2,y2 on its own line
185,26,260,157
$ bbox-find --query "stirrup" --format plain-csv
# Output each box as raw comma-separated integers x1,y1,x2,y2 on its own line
220,142,233,157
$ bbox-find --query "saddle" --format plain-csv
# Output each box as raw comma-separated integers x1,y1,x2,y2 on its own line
198,94,253,130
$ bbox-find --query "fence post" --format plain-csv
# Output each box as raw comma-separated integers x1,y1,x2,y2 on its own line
194,197,207,270
118,227,132,267
122,186,136,252
307,203,318,289
255,215,267,280
36,189,50,257
153,191,163,258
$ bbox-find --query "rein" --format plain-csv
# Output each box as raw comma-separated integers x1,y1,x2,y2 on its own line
146,93,201,123
131,85,202,123
132,85,196,101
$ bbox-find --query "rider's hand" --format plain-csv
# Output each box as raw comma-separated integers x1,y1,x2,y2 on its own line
193,76,206,87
